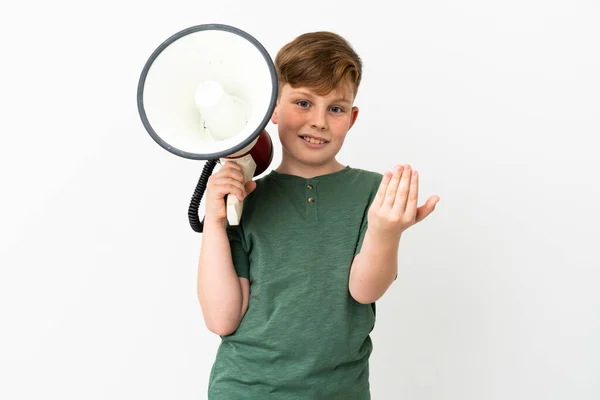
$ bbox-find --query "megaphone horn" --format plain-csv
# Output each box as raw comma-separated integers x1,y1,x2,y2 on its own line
137,24,277,232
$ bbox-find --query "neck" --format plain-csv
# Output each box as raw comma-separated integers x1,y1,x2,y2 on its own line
275,156,346,178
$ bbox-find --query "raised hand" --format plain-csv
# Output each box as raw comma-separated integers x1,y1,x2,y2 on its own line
367,164,440,239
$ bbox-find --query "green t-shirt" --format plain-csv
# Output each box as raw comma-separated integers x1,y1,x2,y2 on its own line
207,166,383,399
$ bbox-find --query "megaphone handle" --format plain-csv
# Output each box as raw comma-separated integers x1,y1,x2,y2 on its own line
226,195,244,226
221,156,257,226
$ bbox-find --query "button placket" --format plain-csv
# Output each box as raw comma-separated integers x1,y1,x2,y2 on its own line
305,180,318,221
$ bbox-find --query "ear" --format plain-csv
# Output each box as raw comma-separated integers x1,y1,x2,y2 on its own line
348,106,359,130
271,104,279,124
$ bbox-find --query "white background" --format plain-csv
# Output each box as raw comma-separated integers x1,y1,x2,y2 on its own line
1,0,599,399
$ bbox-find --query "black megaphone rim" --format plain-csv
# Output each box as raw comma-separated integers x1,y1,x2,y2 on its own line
137,24,278,160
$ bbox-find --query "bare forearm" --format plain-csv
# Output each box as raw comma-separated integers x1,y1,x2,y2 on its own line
349,229,400,304
197,218,244,334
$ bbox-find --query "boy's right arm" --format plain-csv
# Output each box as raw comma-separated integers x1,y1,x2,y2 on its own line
196,162,256,336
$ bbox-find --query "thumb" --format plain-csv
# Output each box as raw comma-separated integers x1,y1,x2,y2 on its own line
416,196,439,223
245,180,257,194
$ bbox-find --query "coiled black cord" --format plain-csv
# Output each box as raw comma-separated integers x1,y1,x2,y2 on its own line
188,159,218,233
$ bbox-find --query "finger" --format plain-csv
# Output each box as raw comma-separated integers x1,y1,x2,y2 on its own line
221,160,243,171
393,164,412,212
401,169,419,219
218,164,245,182
214,170,245,185
214,178,246,200
373,171,392,208
220,161,246,179
214,176,246,189
214,183,246,202
245,180,257,194
415,196,440,223
384,165,403,208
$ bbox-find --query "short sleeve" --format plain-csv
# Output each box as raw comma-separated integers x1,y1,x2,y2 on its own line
354,217,369,256
354,171,383,256
226,223,250,279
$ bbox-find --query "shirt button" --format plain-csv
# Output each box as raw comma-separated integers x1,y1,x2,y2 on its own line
306,184,313,190
308,197,315,203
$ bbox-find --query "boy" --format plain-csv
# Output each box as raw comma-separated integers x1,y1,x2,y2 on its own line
197,31,439,399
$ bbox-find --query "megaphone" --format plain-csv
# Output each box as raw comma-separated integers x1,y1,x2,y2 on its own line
137,24,277,232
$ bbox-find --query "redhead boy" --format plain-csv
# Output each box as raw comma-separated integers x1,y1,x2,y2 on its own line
198,31,439,399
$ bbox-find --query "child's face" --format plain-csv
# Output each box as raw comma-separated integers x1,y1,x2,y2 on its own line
271,83,359,169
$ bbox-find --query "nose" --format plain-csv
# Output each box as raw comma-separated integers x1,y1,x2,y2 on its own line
310,109,328,131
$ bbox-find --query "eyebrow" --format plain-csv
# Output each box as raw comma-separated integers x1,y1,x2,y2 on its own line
291,90,352,104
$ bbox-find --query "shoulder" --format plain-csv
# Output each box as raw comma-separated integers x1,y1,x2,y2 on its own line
323,167,383,207
345,167,384,191
249,173,278,195
237,173,280,214
349,167,383,181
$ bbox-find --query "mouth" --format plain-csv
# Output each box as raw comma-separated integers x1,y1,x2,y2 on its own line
299,135,329,145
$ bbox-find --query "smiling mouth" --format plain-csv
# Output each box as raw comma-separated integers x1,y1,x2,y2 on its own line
299,135,328,145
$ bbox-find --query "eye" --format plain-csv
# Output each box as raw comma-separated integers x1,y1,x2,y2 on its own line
296,100,310,108
330,106,344,113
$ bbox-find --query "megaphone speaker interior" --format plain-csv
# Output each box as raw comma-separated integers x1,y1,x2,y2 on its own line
137,24,277,232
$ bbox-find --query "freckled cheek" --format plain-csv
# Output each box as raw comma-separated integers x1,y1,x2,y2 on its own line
281,113,306,131
329,121,349,138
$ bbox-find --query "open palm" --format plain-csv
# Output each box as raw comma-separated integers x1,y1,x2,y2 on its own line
367,164,440,238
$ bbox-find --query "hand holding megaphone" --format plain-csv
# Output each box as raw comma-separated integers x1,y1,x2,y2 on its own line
204,161,257,226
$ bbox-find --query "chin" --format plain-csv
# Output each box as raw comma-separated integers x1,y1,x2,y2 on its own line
294,151,339,167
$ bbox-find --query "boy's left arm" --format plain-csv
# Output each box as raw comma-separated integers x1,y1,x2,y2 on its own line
349,164,440,304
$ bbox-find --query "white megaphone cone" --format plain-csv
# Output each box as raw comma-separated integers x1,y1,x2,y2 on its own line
195,80,249,140
137,24,276,231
